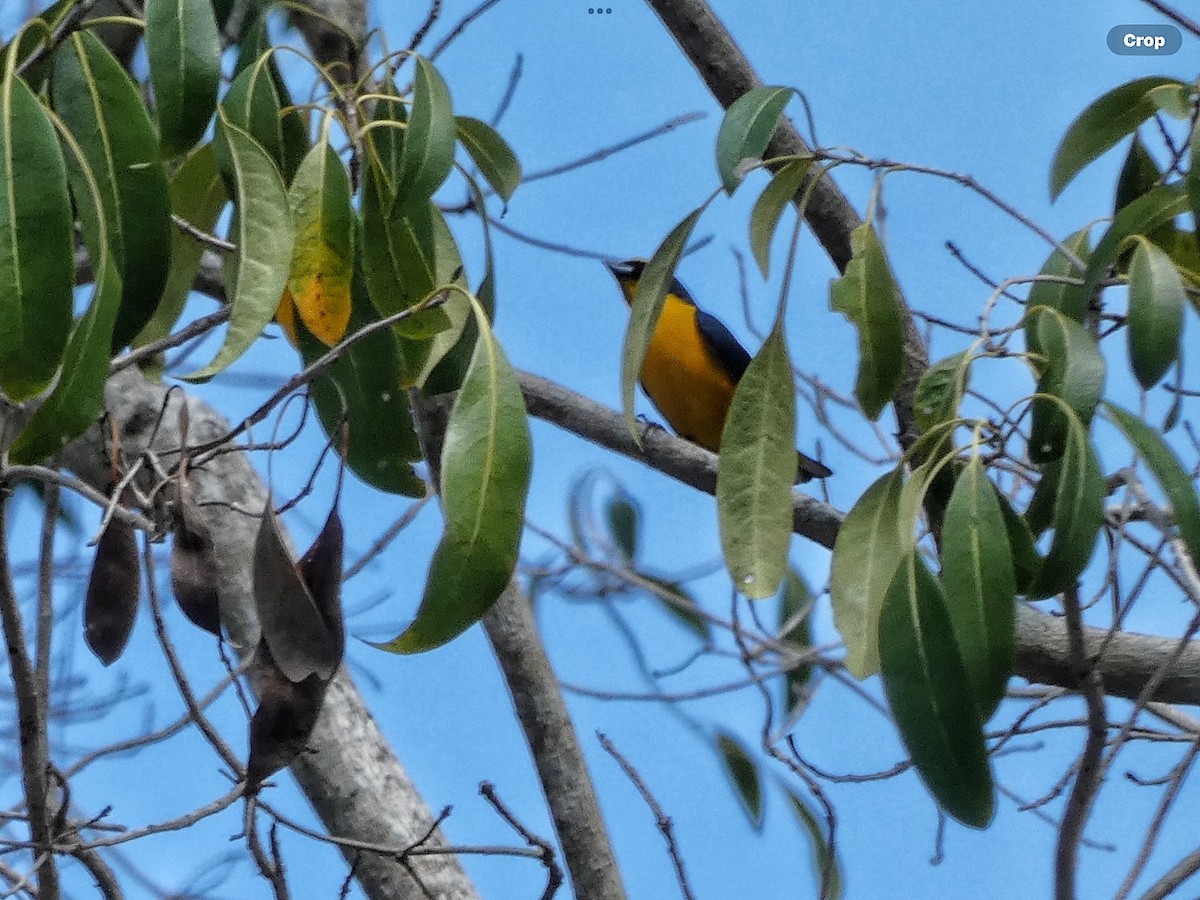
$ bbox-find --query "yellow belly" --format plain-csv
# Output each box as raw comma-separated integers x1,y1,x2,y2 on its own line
640,301,737,453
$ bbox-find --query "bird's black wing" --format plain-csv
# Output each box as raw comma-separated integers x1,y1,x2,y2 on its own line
694,309,752,381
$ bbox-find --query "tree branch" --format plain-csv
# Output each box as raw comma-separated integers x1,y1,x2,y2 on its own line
641,0,930,456
60,368,479,900
411,395,626,900
0,492,60,899
509,369,1200,707
484,582,628,900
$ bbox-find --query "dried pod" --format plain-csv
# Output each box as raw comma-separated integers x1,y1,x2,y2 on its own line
253,502,341,683
246,641,330,788
84,512,141,665
169,480,221,636
297,507,345,656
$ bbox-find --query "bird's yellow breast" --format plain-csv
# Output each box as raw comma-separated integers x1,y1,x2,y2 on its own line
640,298,737,453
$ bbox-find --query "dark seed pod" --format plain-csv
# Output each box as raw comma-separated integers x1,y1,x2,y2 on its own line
169,481,222,636
254,503,342,683
84,514,141,665
297,507,345,657
246,641,330,789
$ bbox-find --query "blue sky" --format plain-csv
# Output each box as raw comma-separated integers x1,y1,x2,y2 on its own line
5,1,1200,898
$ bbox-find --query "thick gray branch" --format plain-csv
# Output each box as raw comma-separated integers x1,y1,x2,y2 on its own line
512,369,1200,708
643,0,929,454
415,395,625,900
61,368,478,900
644,0,861,270
485,583,627,900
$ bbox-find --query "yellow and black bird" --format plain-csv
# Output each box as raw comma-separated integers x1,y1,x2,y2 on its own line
605,259,832,483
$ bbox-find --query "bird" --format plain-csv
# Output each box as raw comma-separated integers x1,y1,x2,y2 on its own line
605,259,832,483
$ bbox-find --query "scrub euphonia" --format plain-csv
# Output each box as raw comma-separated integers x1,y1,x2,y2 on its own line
605,259,832,483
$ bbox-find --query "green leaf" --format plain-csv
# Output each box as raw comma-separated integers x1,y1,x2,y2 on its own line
913,350,970,455
879,551,994,828
414,209,471,388
1126,237,1184,389
0,72,73,401
994,488,1041,594
1025,230,1091,335
830,468,906,678
783,786,843,900
415,169,495,395
378,301,532,651
749,157,810,278
1115,135,1162,214
1106,403,1200,568
0,0,75,89
779,569,815,712
364,74,406,191
1028,309,1105,463
51,31,173,350
134,143,229,347
1049,76,1181,201
9,126,124,465
146,0,221,158
716,86,791,194
716,732,763,829
1190,120,1200,251
1082,182,1189,300
395,56,455,204
455,115,521,204
604,489,640,563
218,58,284,181
183,114,295,380
940,457,1016,719
620,207,703,444
360,160,452,384
1146,83,1192,120
293,259,424,497
234,11,308,183
1159,227,1200,293
717,322,796,599
367,190,437,317
829,223,905,420
287,132,354,346
1025,414,1105,599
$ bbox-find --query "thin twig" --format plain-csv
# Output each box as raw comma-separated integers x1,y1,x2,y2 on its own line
171,214,236,253
1114,735,1200,899
110,307,233,375
1053,586,1107,900
343,495,432,581
142,538,245,777
407,0,442,50
0,489,60,898
15,0,104,77
35,483,58,728
518,113,705,186
478,782,563,900
1139,0,1200,36
597,733,695,900
428,0,503,60
187,291,450,467
490,53,523,127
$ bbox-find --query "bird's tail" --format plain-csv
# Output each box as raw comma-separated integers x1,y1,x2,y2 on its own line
796,451,833,484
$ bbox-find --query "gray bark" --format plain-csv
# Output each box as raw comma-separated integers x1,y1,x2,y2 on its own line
62,368,479,900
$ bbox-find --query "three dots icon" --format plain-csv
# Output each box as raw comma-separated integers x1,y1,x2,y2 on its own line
588,7,614,12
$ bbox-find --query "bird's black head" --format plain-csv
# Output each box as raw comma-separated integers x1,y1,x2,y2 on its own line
603,258,694,306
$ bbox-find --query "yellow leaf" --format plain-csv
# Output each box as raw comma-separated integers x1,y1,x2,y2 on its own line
286,135,354,347
275,285,299,347
288,255,351,346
